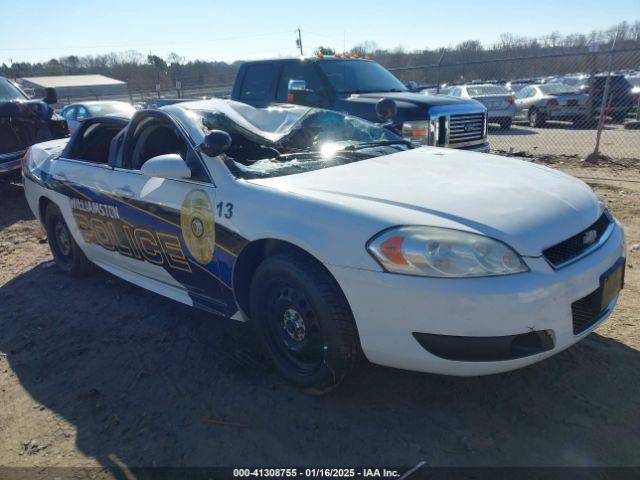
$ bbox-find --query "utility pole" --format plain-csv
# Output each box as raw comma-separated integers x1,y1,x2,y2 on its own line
296,28,303,56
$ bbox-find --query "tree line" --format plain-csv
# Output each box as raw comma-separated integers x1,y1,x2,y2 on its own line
1,20,639,93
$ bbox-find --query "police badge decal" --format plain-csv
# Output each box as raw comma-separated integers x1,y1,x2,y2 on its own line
180,189,215,264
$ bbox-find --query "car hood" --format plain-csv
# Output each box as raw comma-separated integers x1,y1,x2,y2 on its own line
249,148,602,257
350,91,478,107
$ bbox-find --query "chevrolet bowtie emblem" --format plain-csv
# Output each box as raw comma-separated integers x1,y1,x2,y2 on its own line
582,229,598,246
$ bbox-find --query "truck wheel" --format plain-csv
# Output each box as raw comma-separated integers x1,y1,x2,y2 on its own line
249,252,359,394
528,108,545,128
44,203,92,277
498,118,512,130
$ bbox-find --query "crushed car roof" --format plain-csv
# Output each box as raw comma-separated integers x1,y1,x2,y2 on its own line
167,98,314,143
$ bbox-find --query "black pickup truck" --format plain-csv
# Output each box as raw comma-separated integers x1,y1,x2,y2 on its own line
0,77,68,179
231,56,489,152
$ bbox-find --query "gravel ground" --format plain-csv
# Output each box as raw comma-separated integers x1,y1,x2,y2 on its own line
489,120,640,160
0,160,639,475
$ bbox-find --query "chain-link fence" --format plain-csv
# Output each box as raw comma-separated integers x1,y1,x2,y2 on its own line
388,48,640,162
44,48,640,164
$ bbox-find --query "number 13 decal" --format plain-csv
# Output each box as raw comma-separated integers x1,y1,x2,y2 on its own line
216,201,234,219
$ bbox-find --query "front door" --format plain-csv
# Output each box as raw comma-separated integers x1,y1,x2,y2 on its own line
105,112,228,314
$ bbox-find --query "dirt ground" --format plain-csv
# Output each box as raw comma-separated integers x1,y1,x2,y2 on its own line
1,158,639,475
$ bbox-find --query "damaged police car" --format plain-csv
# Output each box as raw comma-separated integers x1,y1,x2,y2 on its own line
23,99,625,392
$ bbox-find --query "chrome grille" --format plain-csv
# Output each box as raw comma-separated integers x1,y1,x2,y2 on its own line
448,113,485,145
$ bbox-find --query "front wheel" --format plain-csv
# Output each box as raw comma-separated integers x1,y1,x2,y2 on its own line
249,252,359,394
44,203,93,277
498,118,512,129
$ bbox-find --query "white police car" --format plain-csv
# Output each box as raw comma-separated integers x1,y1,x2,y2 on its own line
23,99,625,393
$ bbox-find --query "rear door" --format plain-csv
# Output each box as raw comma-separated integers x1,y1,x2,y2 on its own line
236,62,279,107
49,118,128,267
104,111,228,314
275,61,327,107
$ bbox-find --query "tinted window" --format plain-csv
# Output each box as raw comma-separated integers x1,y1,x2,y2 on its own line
515,87,531,99
317,60,406,94
240,64,278,101
276,62,323,103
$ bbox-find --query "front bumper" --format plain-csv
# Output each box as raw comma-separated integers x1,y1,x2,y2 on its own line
0,150,24,176
328,223,625,376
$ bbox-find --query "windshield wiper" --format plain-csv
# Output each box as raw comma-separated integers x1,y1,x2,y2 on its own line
343,140,412,151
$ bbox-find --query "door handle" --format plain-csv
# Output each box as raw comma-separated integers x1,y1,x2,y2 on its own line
113,187,134,198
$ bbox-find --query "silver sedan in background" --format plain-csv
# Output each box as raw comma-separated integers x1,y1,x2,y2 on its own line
448,84,517,129
60,101,136,134
514,83,590,127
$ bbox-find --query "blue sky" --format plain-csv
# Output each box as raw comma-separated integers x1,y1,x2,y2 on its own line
0,0,637,65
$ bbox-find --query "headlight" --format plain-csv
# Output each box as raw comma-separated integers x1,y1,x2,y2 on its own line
367,226,529,278
402,120,436,146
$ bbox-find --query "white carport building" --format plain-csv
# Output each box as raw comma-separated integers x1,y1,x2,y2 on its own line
18,74,128,102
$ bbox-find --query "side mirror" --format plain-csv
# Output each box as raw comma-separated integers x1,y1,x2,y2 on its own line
406,81,419,92
288,79,306,98
375,98,397,122
43,87,57,105
199,130,232,157
140,154,191,179
286,79,326,106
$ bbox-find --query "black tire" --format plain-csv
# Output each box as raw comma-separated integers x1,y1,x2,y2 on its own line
249,252,359,394
44,203,93,277
528,108,546,127
498,118,512,130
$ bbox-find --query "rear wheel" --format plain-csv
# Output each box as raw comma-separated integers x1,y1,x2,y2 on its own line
249,252,359,394
44,203,92,277
528,108,546,127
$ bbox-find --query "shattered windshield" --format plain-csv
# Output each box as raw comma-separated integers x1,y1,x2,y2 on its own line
195,107,411,179
0,78,28,102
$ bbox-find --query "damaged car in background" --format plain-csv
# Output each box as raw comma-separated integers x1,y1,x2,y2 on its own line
0,76,68,179
23,99,625,393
